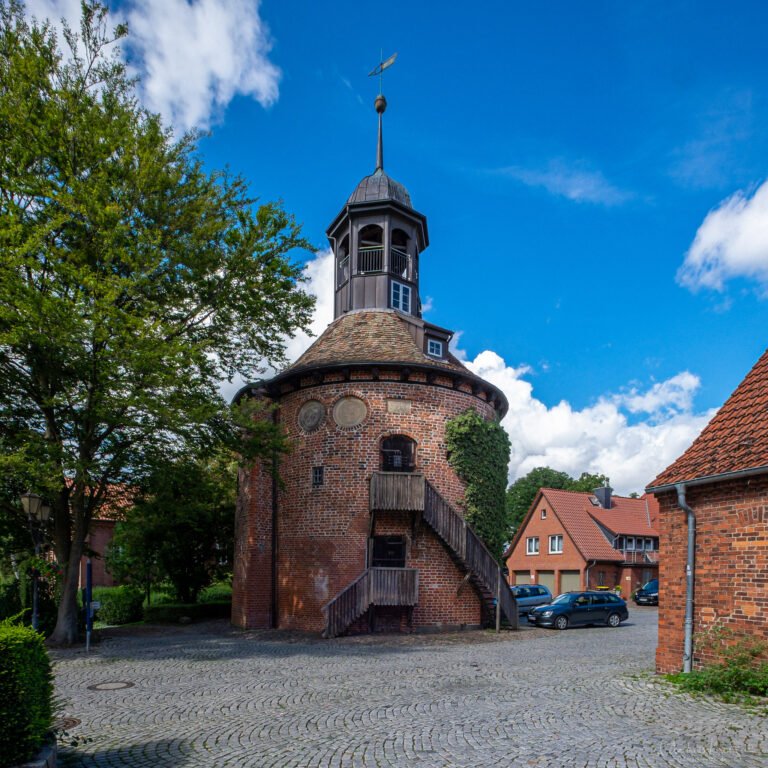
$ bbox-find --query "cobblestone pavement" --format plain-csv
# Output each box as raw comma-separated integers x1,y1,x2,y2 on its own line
53,608,767,767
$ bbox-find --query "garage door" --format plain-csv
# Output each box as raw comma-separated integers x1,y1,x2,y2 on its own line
514,571,530,585
560,570,581,593
537,571,555,592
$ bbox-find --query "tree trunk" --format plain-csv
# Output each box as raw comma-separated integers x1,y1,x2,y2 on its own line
48,542,83,645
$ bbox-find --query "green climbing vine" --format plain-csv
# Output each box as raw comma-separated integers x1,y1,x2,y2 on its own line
445,409,510,560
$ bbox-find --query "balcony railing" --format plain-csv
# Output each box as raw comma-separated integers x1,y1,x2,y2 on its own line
620,550,659,564
390,247,408,278
370,472,425,511
358,246,383,273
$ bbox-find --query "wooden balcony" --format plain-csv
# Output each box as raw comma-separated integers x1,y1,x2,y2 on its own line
370,472,425,512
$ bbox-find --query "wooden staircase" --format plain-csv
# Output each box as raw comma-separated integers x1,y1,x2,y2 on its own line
322,567,419,639
322,473,517,638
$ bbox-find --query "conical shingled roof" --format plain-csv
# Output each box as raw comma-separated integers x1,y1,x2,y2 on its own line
286,310,467,375
348,169,412,208
650,348,768,489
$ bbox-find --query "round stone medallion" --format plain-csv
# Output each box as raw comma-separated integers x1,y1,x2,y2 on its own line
298,400,326,432
332,396,367,428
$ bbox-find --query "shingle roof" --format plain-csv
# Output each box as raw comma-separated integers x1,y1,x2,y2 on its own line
650,348,768,488
286,309,468,375
588,494,660,538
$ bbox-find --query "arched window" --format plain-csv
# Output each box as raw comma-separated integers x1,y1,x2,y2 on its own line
381,435,416,473
358,225,383,273
391,228,409,278
337,235,350,286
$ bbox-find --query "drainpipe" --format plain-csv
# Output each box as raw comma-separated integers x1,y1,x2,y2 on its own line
676,483,696,673
585,560,597,589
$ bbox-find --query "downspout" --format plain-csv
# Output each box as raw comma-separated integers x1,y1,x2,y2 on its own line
271,411,279,630
676,483,696,673
585,560,597,589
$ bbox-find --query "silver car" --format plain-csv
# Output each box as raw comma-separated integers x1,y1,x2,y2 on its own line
509,584,553,617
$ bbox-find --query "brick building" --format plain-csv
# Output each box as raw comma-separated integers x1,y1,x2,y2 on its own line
504,486,659,599
232,92,516,636
648,348,768,674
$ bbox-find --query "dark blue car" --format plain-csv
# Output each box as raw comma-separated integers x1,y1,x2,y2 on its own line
528,591,629,630
633,578,659,606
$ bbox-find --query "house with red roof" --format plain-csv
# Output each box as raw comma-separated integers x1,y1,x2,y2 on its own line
648,348,768,674
504,485,659,599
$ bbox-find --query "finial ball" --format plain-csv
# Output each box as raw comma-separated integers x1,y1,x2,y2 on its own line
374,94,387,114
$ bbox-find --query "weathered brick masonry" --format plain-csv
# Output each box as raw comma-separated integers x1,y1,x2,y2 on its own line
655,475,768,673
232,373,492,632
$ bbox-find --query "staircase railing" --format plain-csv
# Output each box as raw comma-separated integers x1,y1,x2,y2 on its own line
323,567,419,638
423,480,518,629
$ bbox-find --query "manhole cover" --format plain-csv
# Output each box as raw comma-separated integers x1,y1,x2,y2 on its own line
55,717,81,730
87,681,134,691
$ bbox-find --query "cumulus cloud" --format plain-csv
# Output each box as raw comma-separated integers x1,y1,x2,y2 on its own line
495,159,631,206
678,181,768,294
23,0,280,131
462,349,714,495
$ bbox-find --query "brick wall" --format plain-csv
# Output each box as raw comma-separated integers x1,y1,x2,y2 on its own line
233,371,493,633
656,475,768,673
79,519,117,588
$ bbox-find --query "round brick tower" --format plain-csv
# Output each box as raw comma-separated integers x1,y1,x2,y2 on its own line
232,92,510,636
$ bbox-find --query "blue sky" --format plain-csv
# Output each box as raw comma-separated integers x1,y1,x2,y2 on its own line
27,0,768,492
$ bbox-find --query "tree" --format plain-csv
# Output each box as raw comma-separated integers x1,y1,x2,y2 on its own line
445,409,511,560
0,2,314,643
505,467,573,535
505,468,610,536
108,452,236,604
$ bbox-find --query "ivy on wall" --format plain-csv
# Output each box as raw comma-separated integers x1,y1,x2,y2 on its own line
445,409,510,560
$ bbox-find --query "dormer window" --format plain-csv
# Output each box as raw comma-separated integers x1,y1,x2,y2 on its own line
391,281,411,313
427,339,443,357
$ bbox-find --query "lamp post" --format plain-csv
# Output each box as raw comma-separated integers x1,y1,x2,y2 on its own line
20,492,51,631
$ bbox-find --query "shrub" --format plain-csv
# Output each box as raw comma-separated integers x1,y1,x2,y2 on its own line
144,600,231,623
0,581,21,621
198,582,232,602
0,622,54,766
94,585,144,625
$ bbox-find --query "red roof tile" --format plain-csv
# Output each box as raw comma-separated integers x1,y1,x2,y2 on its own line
650,348,768,488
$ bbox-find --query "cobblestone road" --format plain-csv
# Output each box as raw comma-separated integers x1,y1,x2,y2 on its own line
53,608,768,767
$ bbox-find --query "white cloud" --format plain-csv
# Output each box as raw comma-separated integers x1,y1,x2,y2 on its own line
23,0,280,131
463,349,714,495
678,181,768,294
495,159,631,206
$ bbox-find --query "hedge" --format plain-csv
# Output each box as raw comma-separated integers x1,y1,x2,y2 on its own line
144,600,231,623
93,585,144,625
0,623,54,767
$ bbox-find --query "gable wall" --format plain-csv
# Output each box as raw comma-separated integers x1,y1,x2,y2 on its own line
656,475,768,673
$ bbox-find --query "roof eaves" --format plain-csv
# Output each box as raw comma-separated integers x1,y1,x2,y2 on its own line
646,463,768,494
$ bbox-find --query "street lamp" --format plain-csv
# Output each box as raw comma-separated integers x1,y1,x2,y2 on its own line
20,492,51,631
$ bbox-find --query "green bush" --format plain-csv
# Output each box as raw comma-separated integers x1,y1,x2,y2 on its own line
144,600,231,623
0,581,21,621
0,623,54,766
198,582,232,602
93,585,144,625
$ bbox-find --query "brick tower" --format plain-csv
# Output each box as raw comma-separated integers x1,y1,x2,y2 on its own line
232,89,514,636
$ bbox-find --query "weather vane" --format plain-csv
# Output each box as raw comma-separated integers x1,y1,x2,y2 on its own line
368,51,398,95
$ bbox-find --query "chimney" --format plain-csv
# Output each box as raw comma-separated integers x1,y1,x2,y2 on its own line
594,482,612,509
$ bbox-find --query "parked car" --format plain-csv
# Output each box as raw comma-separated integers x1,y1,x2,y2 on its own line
528,591,629,630
509,584,553,617
633,578,659,606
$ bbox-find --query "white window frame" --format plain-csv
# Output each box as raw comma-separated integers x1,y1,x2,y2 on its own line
526,537,539,555
427,339,443,357
391,280,411,313
549,534,563,554
626,536,636,551
541,508,547,519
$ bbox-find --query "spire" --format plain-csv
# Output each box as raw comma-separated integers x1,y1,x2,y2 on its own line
374,94,386,172
368,52,397,173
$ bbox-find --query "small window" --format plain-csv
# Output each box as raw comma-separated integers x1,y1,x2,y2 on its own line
626,537,636,551
372,535,406,568
526,537,539,555
427,339,443,357
541,508,547,519
549,534,563,554
597,570,606,586
312,466,324,487
391,281,411,313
